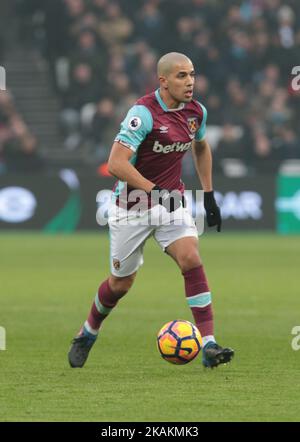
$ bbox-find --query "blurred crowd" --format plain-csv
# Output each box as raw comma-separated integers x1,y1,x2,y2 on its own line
13,0,300,174
0,90,43,173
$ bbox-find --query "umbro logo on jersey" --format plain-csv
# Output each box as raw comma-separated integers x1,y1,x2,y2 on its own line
159,125,169,133
152,140,192,154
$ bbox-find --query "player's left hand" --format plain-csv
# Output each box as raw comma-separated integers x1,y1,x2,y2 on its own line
204,191,222,232
150,185,182,213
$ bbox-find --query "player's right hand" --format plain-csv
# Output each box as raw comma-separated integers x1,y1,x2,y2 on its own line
150,185,182,213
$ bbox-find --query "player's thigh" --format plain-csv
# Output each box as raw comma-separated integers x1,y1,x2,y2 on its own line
154,207,201,272
108,205,153,277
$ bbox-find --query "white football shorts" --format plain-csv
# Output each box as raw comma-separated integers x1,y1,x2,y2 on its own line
108,202,198,277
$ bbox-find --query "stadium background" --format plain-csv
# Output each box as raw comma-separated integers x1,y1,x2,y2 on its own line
1,0,300,423
0,0,300,233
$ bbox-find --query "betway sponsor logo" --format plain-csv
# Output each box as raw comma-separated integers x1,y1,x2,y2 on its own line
153,140,192,154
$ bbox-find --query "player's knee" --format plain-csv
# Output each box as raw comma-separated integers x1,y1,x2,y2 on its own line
178,252,202,273
109,273,136,295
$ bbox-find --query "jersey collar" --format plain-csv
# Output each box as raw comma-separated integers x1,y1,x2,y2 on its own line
155,89,185,112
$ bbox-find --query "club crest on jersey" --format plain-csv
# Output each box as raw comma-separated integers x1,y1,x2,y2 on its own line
113,259,120,271
128,116,141,131
187,117,197,134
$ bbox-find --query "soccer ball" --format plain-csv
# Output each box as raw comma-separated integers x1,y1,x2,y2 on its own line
157,320,203,365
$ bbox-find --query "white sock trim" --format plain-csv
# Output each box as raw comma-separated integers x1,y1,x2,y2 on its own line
84,321,99,336
202,335,216,347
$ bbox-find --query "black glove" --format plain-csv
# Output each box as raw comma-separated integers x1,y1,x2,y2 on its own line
204,191,222,232
150,185,182,213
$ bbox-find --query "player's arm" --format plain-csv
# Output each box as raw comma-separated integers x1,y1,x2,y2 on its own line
108,105,155,193
109,142,181,212
192,103,212,190
192,104,222,231
108,141,154,193
191,138,213,192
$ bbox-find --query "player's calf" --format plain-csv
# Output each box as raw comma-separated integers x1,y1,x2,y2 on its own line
68,276,135,368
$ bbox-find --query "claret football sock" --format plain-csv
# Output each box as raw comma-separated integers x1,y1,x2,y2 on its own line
85,279,126,333
182,265,215,342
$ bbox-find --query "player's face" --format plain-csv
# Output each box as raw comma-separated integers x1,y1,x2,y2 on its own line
163,62,195,104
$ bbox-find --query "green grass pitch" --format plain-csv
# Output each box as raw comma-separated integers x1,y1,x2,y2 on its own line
0,232,299,422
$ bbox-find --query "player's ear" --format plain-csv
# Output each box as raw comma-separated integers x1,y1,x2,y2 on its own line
159,76,168,89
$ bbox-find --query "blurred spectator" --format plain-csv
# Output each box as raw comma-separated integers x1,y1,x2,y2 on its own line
71,29,107,75
215,123,250,175
225,79,249,126
97,2,133,47
175,17,196,56
251,127,277,173
87,97,116,163
135,2,165,49
4,129,42,173
60,62,103,149
131,51,158,95
0,91,43,173
276,126,300,160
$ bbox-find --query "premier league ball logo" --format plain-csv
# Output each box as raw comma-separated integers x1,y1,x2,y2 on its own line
128,117,142,131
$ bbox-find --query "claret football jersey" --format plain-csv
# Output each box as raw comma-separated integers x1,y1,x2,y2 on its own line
113,88,207,200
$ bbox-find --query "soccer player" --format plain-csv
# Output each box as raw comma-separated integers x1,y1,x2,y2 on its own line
68,52,234,368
